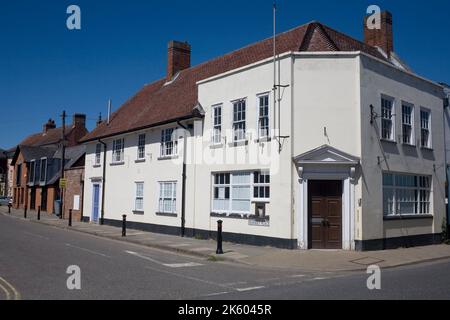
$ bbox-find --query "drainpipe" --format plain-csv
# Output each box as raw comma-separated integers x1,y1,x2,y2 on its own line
177,121,188,237
98,139,107,225
444,93,450,239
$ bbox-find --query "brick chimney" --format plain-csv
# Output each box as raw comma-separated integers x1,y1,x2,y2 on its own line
43,119,56,133
167,40,191,81
364,11,393,57
72,113,86,128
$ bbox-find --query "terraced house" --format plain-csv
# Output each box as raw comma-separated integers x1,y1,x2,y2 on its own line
80,11,447,250
11,115,87,214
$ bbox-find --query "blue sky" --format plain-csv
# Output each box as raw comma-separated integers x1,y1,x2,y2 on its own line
1,0,449,149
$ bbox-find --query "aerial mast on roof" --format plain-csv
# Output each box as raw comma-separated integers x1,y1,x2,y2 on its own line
272,1,290,153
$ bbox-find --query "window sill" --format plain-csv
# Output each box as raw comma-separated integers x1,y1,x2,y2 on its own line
210,212,270,220
155,212,177,217
401,143,416,148
209,143,223,149
93,164,101,168
110,161,125,166
255,137,271,143
228,140,248,147
251,199,270,203
132,210,144,215
135,159,146,163
380,138,397,144
383,214,433,221
157,155,178,160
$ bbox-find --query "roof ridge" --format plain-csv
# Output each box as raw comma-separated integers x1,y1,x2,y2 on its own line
178,21,312,75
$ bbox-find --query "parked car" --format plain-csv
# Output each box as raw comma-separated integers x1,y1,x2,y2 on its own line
0,196,12,206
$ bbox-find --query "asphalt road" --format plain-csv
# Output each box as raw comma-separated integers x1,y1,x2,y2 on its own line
1,213,450,300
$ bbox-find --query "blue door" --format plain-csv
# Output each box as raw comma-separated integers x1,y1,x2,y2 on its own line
92,184,100,223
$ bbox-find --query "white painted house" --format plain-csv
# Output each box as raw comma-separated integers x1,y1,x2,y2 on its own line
80,11,446,250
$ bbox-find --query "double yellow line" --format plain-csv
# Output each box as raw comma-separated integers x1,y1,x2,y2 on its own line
0,277,21,300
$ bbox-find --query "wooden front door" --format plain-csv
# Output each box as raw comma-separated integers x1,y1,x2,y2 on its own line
308,180,342,249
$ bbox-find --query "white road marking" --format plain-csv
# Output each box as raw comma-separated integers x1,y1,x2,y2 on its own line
163,262,203,268
204,291,230,297
65,243,110,258
0,277,21,300
125,250,203,268
290,274,306,278
235,286,265,292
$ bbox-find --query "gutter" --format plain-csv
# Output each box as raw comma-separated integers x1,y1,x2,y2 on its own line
98,139,107,225
80,114,196,144
176,120,188,237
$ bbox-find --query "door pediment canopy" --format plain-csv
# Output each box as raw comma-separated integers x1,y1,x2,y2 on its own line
293,145,360,165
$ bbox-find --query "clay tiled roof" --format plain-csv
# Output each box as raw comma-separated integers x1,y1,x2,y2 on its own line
81,21,390,142
18,126,71,147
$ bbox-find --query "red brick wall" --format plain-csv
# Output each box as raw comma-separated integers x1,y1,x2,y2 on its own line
63,167,84,222
364,11,393,56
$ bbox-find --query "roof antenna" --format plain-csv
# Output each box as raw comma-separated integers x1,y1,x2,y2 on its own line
107,99,111,125
272,1,290,153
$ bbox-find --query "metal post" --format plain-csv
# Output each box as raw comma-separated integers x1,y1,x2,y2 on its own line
216,220,223,254
24,205,27,219
69,209,72,227
122,214,126,237
37,206,41,220
8,203,11,214
59,110,66,219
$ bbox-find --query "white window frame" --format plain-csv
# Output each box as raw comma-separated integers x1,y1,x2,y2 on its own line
383,173,431,216
160,128,178,157
158,181,177,214
39,157,47,183
28,160,36,183
137,134,146,160
94,143,101,165
112,138,124,163
211,104,222,145
253,170,270,202
232,99,246,142
257,93,270,139
420,108,432,148
212,171,271,214
381,96,395,141
401,102,414,145
134,182,144,212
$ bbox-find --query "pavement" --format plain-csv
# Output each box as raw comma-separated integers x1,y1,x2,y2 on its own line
1,211,450,300
1,205,450,272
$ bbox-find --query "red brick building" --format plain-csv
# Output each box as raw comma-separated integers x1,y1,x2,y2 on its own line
10,115,88,213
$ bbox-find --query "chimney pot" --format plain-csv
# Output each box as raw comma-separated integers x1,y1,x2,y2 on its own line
364,11,394,57
43,118,56,133
167,40,191,81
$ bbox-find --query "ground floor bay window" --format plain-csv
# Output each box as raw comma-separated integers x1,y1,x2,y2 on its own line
383,173,431,216
212,171,270,216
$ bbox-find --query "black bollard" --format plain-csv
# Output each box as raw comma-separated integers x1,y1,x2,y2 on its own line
122,214,127,237
24,206,27,219
8,203,11,214
37,206,41,220
69,209,72,227
216,220,223,254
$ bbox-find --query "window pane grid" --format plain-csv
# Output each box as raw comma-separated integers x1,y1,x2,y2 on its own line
381,98,393,140
158,182,176,213
138,134,146,159
258,95,269,138
212,105,222,144
383,173,431,216
160,129,178,156
233,100,246,141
